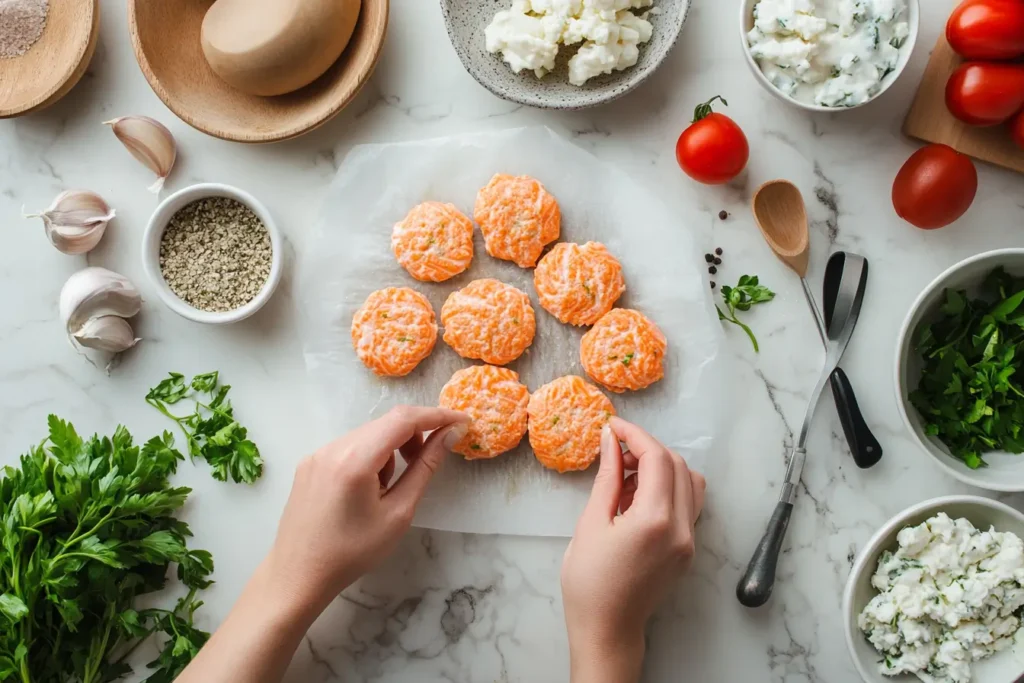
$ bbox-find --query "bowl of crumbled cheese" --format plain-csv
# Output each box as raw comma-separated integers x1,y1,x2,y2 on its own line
142,183,284,324
440,0,690,110
843,496,1024,683
739,0,920,111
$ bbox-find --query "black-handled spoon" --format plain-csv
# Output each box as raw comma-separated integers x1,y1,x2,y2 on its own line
823,252,882,469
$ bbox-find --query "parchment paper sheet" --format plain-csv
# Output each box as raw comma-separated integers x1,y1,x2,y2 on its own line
299,127,724,537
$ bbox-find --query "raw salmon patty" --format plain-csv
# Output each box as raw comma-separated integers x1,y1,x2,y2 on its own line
441,278,536,365
527,375,615,473
438,364,530,459
351,287,437,377
391,201,474,282
534,242,625,326
473,174,560,268
580,308,667,392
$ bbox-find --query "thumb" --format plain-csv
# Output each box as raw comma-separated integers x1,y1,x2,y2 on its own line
386,422,467,510
581,425,624,523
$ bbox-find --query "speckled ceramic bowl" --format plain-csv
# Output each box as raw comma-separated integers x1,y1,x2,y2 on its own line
440,0,690,110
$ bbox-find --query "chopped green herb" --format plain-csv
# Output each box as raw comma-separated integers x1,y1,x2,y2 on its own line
470,444,482,451
716,274,776,353
607,354,618,361
552,416,560,426
583,283,594,299
397,336,411,342
622,352,635,367
146,371,264,484
909,268,1024,469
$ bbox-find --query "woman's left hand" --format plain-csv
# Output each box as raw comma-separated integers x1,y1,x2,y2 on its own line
265,406,470,615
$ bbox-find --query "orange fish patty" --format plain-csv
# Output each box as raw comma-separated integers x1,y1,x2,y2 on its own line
441,278,536,366
351,287,438,377
528,375,615,473
534,242,625,326
580,309,667,392
438,364,530,459
473,174,560,268
391,201,474,282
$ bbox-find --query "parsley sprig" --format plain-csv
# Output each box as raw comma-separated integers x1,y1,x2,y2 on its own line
716,274,776,352
0,416,212,682
146,372,264,485
910,267,1024,469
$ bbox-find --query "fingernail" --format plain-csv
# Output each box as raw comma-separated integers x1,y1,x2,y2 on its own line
442,423,469,451
600,424,615,455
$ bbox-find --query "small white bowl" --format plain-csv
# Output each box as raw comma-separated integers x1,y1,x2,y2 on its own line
739,0,920,113
843,495,1024,683
895,249,1024,492
142,183,284,324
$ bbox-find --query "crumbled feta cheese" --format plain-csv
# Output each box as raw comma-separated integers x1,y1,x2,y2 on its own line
484,0,656,86
858,513,1024,683
746,0,910,107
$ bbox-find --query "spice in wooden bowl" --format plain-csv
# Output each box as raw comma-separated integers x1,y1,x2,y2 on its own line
159,197,272,313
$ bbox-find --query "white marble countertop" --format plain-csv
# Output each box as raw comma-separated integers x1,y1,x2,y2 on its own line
3,1,1024,681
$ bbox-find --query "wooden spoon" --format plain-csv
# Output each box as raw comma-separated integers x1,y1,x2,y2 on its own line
752,179,810,278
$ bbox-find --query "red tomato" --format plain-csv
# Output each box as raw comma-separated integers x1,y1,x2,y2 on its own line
1012,110,1024,150
675,96,749,185
946,0,1024,61
945,62,1024,126
892,144,978,230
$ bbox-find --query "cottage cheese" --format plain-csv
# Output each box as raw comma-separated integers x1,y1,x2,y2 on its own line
485,0,655,86
746,0,910,107
858,513,1024,683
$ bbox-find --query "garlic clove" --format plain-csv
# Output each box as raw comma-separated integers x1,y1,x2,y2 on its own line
59,267,142,336
103,116,177,193
72,315,140,353
24,190,115,255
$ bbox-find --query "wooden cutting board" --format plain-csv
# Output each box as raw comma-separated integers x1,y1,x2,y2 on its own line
904,35,1024,173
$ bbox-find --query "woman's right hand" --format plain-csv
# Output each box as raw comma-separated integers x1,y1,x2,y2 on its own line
561,417,706,683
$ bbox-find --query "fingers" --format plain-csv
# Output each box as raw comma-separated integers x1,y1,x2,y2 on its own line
386,422,468,512
619,472,639,515
364,406,470,467
378,454,396,489
398,432,424,464
672,449,695,528
690,471,706,521
581,425,624,523
610,418,674,514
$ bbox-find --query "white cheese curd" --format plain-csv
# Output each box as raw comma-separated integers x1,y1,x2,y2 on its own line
484,0,656,86
746,0,910,107
858,513,1024,683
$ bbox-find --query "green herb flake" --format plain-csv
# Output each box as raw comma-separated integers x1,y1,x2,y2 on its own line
397,336,411,342
552,416,560,426
471,444,482,451
622,352,635,367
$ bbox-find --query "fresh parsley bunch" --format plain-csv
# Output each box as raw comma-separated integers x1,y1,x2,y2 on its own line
716,274,776,352
146,372,264,485
0,416,212,683
910,267,1024,469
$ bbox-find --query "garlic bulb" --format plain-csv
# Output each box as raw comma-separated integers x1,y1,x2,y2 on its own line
60,267,142,353
103,116,177,193
24,190,115,255
72,316,140,353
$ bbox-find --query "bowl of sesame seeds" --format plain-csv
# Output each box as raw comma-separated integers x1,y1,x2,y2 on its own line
142,183,283,324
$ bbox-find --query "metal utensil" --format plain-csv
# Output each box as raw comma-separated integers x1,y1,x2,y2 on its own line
736,254,868,608
823,252,882,468
751,179,880,468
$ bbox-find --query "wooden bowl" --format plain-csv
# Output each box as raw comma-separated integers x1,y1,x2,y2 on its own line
0,0,99,118
127,0,388,143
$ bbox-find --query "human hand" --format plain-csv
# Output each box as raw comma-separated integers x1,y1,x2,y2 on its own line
264,406,470,617
561,417,706,683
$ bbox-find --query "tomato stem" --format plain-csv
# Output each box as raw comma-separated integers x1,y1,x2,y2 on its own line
693,95,728,123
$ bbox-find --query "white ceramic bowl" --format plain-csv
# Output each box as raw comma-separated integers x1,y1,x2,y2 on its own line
895,249,1024,492
843,495,1024,683
738,0,919,113
142,183,284,324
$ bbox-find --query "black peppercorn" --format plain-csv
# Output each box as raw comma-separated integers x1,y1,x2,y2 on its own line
710,282,716,289
709,266,717,275
704,253,714,263
713,257,722,265
715,247,723,256
718,210,728,220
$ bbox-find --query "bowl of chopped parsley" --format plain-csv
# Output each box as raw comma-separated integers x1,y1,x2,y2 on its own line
895,249,1024,491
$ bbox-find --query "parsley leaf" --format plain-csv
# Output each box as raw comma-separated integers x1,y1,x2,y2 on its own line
0,417,213,682
716,274,776,352
909,267,1024,468
146,372,264,484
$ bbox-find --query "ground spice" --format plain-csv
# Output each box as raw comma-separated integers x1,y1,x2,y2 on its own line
0,0,48,59
159,197,272,313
